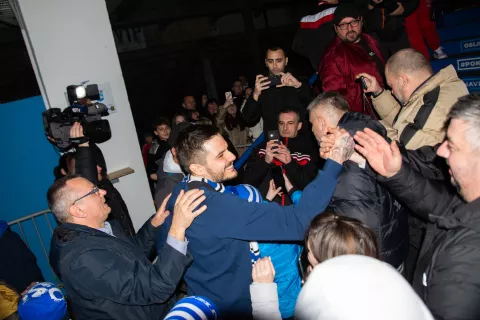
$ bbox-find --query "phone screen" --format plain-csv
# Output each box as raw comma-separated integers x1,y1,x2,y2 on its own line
225,91,232,100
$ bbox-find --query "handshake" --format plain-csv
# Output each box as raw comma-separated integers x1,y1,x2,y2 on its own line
318,127,356,165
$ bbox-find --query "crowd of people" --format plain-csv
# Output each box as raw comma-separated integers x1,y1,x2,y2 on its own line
1,1,479,320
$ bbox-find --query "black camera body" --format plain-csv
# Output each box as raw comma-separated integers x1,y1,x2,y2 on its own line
43,84,111,150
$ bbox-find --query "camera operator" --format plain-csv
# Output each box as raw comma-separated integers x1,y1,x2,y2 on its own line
56,122,136,236
242,46,312,137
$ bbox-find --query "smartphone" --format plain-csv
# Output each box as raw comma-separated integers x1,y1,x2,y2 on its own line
271,166,286,192
267,130,280,152
265,76,282,88
225,91,232,100
298,247,308,281
358,76,368,90
267,130,280,141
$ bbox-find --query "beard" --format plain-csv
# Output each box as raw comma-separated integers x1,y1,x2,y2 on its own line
206,163,238,183
344,31,360,43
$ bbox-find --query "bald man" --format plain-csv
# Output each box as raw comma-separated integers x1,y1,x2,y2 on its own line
358,48,468,150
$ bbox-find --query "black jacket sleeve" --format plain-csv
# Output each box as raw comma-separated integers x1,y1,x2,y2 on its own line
402,144,447,180
67,242,192,305
400,0,419,17
427,233,480,320
75,144,100,184
284,159,317,190
241,96,263,127
327,165,379,225
378,161,463,222
128,218,159,258
243,148,271,187
296,81,313,107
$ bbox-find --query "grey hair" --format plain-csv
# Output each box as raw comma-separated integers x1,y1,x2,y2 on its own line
307,91,350,114
448,93,480,150
47,174,82,223
386,48,432,77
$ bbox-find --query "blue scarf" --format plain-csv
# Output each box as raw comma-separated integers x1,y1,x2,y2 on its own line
184,175,262,263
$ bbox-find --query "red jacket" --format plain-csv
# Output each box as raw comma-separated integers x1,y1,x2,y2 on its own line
319,34,385,113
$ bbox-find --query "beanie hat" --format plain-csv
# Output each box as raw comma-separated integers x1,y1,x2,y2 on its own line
164,296,218,320
333,4,361,25
18,282,67,320
295,255,434,320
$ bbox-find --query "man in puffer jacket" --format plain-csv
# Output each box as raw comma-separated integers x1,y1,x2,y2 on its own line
308,92,409,269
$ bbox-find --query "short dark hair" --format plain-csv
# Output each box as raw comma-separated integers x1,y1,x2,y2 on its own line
266,46,287,57
279,106,302,122
176,125,220,173
306,212,379,264
153,117,171,130
386,48,432,76
54,152,76,180
307,91,350,113
47,174,83,223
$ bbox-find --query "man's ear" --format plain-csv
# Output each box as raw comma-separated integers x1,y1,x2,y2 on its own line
399,74,409,88
189,163,206,177
60,168,67,176
297,121,303,131
285,57,289,66
69,204,87,220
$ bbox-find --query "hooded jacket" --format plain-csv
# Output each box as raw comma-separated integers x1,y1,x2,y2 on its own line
378,160,480,320
49,220,192,320
328,112,409,268
372,65,469,150
320,33,386,114
295,255,434,320
154,150,184,208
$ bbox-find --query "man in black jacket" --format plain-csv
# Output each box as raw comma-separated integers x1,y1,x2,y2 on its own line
244,107,319,205
308,92,409,270
242,46,312,137
48,175,206,320
353,93,480,320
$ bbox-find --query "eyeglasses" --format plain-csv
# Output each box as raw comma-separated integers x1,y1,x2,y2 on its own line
337,19,360,30
72,186,100,205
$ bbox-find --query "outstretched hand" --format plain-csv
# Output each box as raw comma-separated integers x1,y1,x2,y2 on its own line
252,257,276,283
353,128,402,178
266,179,282,201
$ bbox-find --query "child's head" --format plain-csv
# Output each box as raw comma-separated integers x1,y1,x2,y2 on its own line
306,212,379,268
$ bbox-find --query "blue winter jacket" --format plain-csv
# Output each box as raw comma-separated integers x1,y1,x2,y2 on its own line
157,160,342,318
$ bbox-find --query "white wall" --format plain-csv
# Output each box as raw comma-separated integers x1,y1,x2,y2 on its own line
14,0,155,230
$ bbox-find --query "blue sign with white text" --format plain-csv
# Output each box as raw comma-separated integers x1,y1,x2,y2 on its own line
461,38,480,52
457,57,480,71
463,78,480,92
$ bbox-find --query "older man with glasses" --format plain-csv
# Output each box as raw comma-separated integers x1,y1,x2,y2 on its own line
319,3,386,115
47,174,207,320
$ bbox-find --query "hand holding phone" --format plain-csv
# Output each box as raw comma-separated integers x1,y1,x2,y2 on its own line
224,92,233,108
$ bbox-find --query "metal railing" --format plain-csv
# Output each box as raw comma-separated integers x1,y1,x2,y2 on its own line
8,210,61,285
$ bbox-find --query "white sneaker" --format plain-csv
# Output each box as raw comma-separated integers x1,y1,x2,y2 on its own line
433,47,448,59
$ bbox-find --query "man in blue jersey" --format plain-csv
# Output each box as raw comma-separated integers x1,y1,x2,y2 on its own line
157,125,354,318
